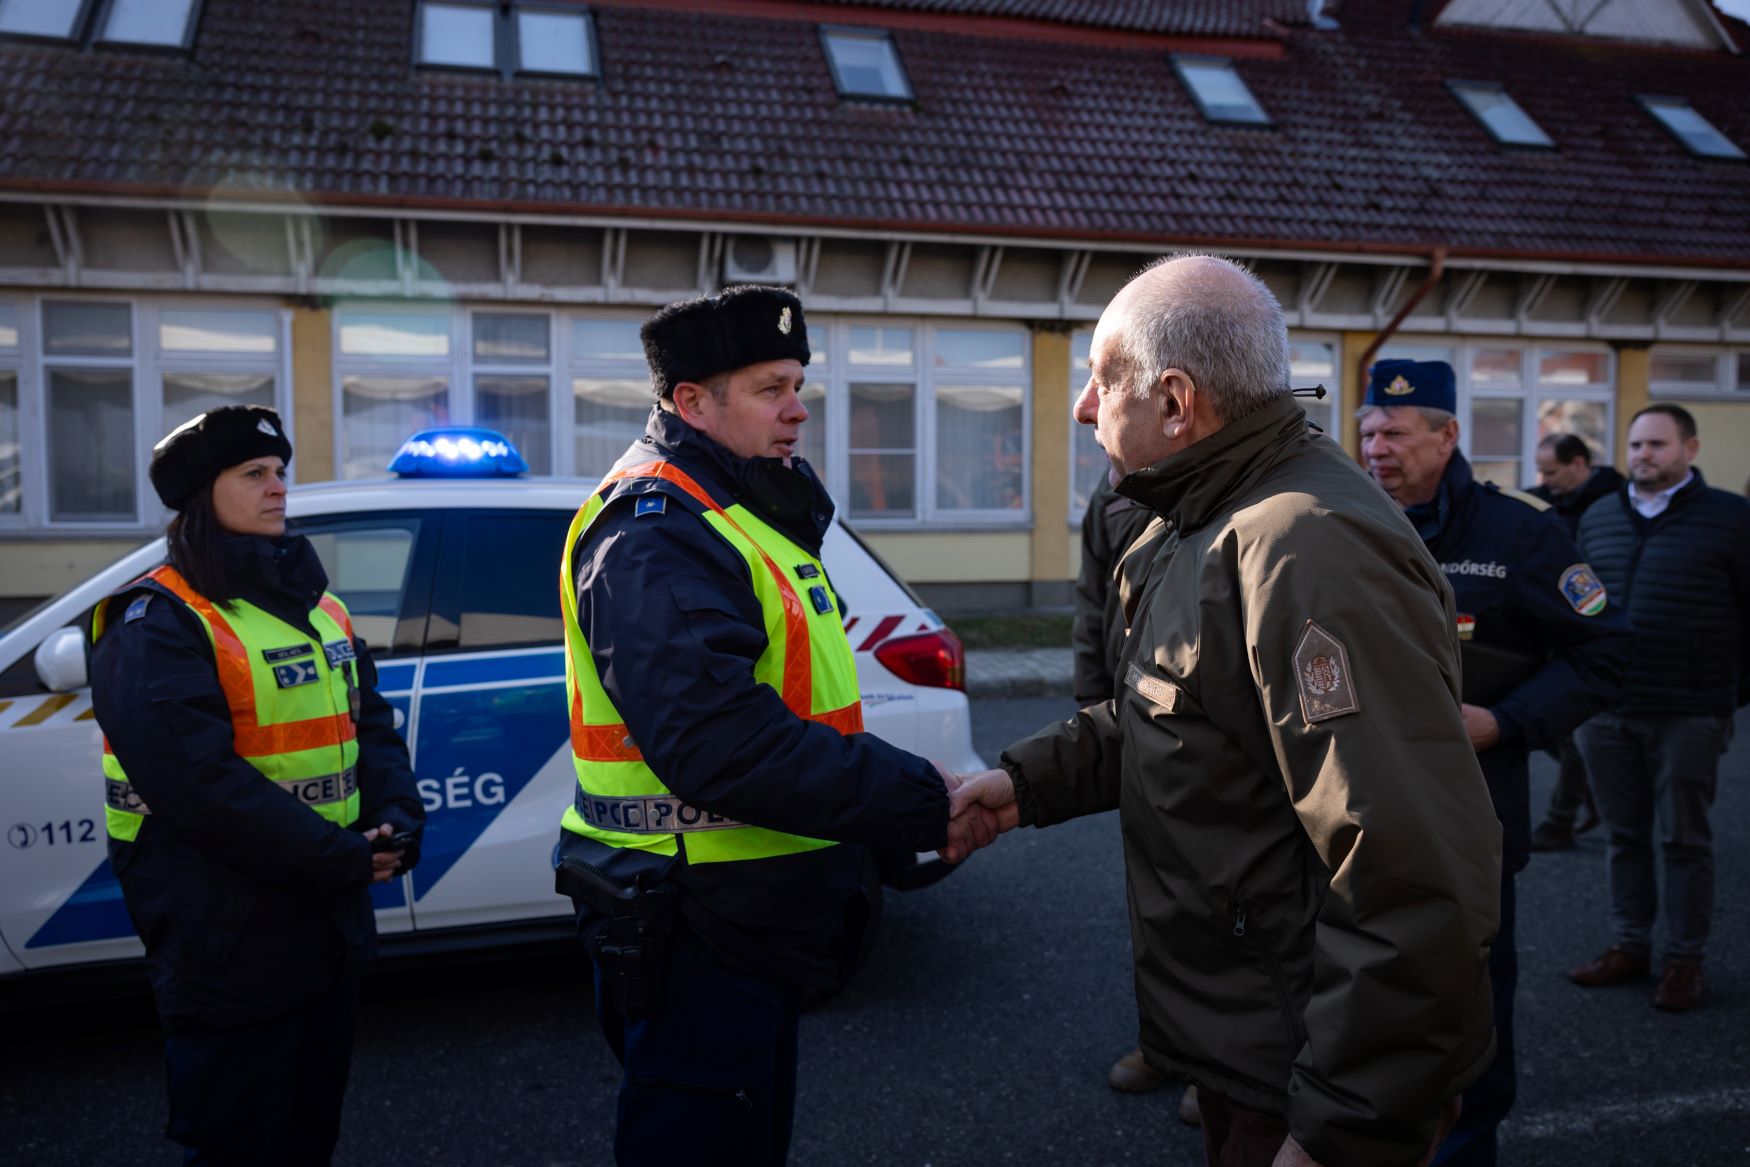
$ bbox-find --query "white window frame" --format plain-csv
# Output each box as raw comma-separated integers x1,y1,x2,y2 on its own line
466,306,559,476
1289,330,1343,439
1375,337,1615,488
331,302,461,481
1648,344,1750,398
810,316,1030,530
563,309,649,480
0,294,286,534
1067,327,1099,527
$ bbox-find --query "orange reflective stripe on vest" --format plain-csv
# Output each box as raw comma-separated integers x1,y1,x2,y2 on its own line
599,460,814,718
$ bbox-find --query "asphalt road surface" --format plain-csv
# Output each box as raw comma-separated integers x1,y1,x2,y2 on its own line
4,700,1747,1166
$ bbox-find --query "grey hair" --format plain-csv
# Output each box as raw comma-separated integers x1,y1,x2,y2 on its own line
1113,253,1292,423
1355,404,1455,430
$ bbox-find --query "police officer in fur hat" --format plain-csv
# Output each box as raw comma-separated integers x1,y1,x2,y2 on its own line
1359,360,1627,1167
553,286,994,1163
89,405,424,1165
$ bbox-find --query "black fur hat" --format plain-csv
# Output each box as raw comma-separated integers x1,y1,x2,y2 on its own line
149,405,293,510
640,285,810,398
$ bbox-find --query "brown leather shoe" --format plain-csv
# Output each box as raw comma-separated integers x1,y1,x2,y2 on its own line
1652,962,1704,1011
1569,946,1650,987
1107,1048,1166,1094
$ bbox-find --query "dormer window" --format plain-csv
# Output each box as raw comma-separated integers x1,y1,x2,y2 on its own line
418,0,497,72
1637,96,1745,160
0,0,90,42
416,1,599,80
1172,56,1270,126
98,0,201,48
1448,81,1554,148
821,27,912,101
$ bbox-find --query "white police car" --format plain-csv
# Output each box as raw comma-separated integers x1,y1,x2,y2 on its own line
0,430,981,983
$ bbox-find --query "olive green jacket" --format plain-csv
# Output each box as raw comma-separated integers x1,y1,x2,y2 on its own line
1004,394,1500,1167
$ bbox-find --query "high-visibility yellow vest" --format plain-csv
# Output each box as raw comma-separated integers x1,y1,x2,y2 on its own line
558,460,863,865
94,565,362,842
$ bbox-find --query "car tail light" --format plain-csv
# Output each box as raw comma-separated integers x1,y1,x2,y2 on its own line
873,629,965,691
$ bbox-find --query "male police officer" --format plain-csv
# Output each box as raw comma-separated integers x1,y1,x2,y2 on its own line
1358,360,1628,1167
555,285,989,1166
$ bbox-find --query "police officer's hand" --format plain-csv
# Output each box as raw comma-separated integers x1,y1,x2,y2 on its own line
1459,703,1501,752
363,822,406,883
939,767,1018,863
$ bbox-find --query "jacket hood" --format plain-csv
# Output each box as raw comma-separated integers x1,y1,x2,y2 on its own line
1115,393,1312,532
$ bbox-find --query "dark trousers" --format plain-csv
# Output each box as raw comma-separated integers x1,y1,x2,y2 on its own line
1537,734,1594,830
161,983,359,1166
594,926,802,1167
1434,871,1516,1167
1199,1090,1289,1167
1578,712,1730,961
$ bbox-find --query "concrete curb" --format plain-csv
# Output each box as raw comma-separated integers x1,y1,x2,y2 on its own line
964,648,1075,700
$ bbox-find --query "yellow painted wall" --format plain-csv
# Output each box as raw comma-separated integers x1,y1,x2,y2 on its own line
0,540,151,600
1340,330,1372,460
1614,347,1650,469
1684,401,1750,495
290,305,335,483
862,531,1031,582
1029,329,1072,585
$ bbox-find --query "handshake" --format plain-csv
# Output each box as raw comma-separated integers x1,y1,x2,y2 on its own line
932,765,1021,864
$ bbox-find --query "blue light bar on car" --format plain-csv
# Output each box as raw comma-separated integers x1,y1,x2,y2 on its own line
388,428,529,478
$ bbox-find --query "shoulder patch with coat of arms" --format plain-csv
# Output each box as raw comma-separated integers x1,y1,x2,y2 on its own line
1559,563,1607,616
1294,620,1360,724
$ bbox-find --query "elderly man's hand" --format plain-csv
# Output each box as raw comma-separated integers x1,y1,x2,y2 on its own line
1459,703,1500,752
934,765,1018,863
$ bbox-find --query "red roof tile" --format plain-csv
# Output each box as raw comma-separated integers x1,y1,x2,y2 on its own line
0,0,1745,264
819,0,1309,37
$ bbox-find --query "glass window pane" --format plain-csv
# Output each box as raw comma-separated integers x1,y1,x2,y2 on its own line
849,327,913,367
476,374,551,475
1538,351,1608,386
48,368,134,521
1450,84,1553,147
0,0,81,38
1648,352,1718,385
159,309,277,354
44,301,132,357
796,382,827,483
340,375,450,479
0,305,17,350
0,370,18,514
453,512,572,649
935,329,1024,370
162,372,274,438
574,378,651,480
824,30,909,99
1071,423,1104,521
101,0,197,45
1470,398,1522,460
1738,354,1750,392
338,310,449,358
1071,330,1092,369
936,386,1023,511
571,319,644,362
518,10,593,75
849,454,914,519
1176,58,1269,124
1289,341,1334,383
1537,400,1608,463
849,382,914,449
1640,97,1746,160
473,313,549,363
1471,460,1520,491
299,524,419,653
1471,347,1522,385
420,1,495,69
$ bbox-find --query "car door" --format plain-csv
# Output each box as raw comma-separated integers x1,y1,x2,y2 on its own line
290,511,437,938
404,507,576,932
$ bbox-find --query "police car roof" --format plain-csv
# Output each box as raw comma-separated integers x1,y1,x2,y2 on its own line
286,476,594,517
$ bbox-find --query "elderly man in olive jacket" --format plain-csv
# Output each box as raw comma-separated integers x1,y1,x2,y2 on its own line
950,255,1500,1167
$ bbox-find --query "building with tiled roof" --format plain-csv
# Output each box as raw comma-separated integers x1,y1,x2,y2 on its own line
1,0,1747,615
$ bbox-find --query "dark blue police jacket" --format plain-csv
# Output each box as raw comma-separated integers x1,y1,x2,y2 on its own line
1408,451,1627,872
559,407,949,991
91,534,424,1028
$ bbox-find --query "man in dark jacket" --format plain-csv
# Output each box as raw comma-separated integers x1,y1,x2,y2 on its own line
1358,362,1628,1166
556,285,989,1165
1569,403,1750,1013
951,256,1501,1167
1526,432,1626,849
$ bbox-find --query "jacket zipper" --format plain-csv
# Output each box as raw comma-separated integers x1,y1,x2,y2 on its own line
1230,896,1306,1054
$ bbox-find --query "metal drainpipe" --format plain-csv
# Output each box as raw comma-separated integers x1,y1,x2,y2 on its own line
1357,246,1448,390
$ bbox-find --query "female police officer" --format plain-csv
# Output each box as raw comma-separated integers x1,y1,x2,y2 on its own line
90,405,423,1165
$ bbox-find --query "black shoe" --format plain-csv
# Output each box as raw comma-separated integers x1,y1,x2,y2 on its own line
1529,821,1576,852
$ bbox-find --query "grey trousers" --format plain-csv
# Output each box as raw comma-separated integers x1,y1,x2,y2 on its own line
1576,712,1732,962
